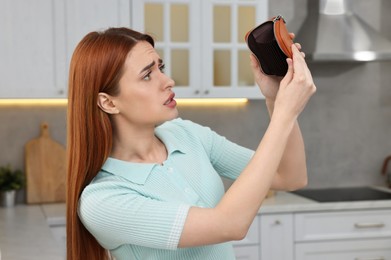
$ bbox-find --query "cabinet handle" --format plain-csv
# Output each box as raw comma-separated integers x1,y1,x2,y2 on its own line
354,257,385,260
194,90,200,95
354,222,385,229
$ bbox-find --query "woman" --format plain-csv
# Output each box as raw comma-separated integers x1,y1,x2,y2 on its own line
66,27,315,260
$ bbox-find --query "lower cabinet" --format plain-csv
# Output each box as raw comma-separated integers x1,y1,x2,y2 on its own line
296,238,391,260
294,209,391,260
260,213,294,260
256,209,391,260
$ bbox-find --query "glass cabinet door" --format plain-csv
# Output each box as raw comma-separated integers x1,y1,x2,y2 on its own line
132,0,200,97
202,0,268,98
132,0,267,99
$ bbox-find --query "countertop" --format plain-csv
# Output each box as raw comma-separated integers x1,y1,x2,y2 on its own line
0,204,65,260
1,189,391,259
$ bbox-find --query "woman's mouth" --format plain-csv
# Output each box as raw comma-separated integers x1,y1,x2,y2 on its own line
163,93,177,108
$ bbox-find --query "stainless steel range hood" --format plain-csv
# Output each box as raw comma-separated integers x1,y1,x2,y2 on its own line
295,0,391,61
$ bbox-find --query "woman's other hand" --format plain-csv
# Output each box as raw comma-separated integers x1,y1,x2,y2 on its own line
274,43,316,119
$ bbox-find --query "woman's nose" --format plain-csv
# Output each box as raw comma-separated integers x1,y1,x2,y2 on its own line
161,73,175,89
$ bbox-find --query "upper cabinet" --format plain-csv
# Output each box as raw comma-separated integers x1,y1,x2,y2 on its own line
0,0,131,98
0,0,267,99
64,0,131,76
0,0,66,98
132,0,268,98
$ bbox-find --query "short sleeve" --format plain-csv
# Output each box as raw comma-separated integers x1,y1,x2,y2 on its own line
78,178,190,250
173,119,254,180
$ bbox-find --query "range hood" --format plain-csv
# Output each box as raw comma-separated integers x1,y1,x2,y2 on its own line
295,0,391,61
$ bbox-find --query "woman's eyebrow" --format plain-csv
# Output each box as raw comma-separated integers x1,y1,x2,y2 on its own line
139,60,156,75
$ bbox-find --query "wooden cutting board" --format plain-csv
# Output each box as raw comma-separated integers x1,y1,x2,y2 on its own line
25,122,66,204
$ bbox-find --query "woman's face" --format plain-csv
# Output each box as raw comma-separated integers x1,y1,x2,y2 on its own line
111,41,178,127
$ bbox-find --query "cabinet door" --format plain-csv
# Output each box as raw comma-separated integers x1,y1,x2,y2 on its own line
132,0,201,98
201,0,266,98
295,209,391,242
260,213,294,260
131,0,267,99
65,0,131,76
295,238,391,260
0,0,66,98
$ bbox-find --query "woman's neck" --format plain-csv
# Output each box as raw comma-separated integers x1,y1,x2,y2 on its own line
110,124,167,164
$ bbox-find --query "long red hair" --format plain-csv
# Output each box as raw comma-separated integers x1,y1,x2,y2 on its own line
66,28,154,260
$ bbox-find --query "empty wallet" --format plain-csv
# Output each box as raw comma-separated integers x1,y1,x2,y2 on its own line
245,15,293,76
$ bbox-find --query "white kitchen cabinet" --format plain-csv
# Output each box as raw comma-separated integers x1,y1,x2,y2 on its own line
257,209,391,260
0,0,131,99
1,0,269,99
294,209,391,260
296,238,391,260
131,0,267,99
259,213,294,260
64,0,131,77
0,0,66,98
233,215,260,260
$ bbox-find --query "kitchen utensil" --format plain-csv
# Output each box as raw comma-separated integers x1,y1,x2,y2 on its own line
25,122,66,204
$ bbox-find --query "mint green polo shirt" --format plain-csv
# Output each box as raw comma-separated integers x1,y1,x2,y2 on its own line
78,118,254,260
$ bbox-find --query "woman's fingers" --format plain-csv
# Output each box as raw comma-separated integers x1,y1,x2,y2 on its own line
281,58,293,87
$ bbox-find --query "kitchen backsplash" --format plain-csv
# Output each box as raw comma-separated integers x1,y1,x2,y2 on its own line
1,0,391,200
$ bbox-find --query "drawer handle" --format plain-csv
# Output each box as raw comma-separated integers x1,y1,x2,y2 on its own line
354,257,385,260
354,222,385,229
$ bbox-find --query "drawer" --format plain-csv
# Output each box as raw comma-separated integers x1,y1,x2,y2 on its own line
295,238,391,260
295,209,391,242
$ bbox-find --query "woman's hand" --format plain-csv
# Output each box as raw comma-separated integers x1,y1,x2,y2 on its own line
273,43,316,119
249,54,282,101
249,33,304,102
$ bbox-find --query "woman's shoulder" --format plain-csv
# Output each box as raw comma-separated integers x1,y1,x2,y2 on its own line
159,118,211,136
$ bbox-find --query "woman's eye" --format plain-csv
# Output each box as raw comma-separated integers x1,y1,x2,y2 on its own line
143,72,151,81
159,64,165,73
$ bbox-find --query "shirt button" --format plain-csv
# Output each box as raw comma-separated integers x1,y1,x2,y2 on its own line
184,188,191,193
167,167,174,173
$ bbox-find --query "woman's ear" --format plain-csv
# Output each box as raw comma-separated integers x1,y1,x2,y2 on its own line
97,92,119,114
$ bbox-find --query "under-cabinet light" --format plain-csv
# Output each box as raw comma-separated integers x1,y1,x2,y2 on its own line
0,99,68,106
0,98,249,107
176,98,248,106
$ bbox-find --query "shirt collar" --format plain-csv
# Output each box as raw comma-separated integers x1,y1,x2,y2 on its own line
101,157,155,185
100,123,186,185
155,124,188,155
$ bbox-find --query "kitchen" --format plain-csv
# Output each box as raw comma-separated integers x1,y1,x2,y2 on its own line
1,0,391,259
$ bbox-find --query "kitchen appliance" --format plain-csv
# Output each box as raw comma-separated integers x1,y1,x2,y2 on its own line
291,186,391,202
295,0,391,61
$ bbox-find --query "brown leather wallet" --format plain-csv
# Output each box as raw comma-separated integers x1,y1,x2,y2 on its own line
245,15,293,76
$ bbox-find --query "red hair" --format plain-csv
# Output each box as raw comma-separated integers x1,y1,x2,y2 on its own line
66,28,154,260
